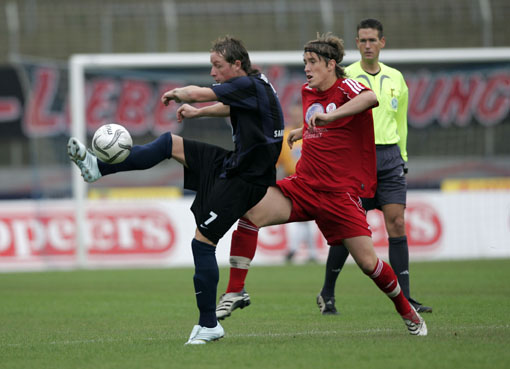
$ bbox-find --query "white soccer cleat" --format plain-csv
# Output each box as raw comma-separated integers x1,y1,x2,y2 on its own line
216,290,251,320
402,305,428,336
185,323,225,345
67,137,102,183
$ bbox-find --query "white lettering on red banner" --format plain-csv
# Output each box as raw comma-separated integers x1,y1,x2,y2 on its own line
0,206,176,258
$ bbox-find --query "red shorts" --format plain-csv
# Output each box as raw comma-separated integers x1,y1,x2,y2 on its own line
277,175,371,245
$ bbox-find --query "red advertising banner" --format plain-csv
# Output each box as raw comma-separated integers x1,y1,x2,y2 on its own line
2,60,509,139
0,201,177,261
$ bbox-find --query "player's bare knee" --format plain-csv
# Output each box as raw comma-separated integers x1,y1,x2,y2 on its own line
388,216,406,236
245,186,292,227
194,228,216,246
243,208,264,228
357,258,376,274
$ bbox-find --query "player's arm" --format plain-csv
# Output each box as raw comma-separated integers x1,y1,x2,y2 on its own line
277,131,294,175
396,78,409,162
176,103,230,122
309,90,377,129
287,127,303,149
161,85,218,105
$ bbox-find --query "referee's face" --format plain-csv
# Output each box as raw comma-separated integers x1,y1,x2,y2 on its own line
356,28,385,62
210,52,242,83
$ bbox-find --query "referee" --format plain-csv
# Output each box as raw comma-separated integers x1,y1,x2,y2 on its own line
317,18,432,314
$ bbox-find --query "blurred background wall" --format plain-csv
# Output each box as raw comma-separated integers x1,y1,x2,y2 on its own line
1,0,509,60
0,0,509,199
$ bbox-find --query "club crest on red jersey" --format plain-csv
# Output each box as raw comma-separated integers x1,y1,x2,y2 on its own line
326,103,337,113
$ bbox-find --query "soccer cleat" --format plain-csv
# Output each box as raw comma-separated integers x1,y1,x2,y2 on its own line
67,137,102,183
185,323,225,345
216,290,251,320
409,298,433,313
402,305,428,336
316,293,339,315
285,250,295,262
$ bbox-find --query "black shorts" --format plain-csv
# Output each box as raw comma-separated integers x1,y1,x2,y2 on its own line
362,144,407,211
183,139,268,244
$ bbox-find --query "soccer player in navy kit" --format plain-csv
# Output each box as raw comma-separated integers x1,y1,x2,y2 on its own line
67,36,284,344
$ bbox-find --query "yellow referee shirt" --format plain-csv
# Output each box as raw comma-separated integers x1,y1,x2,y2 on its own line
345,61,409,162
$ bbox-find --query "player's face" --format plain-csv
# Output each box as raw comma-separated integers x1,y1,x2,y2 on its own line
303,52,336,91
356,28,385,62
210,52,239,83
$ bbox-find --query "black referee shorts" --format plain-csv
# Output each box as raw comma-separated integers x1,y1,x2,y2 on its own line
362,144,407,211
183,139,268,245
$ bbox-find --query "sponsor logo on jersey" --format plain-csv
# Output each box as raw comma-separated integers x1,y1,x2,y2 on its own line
273,129,284,138
305,103,324,123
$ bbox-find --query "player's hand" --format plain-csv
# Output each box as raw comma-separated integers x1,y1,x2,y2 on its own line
176,104,199,123
287,128,302,149
161,89,182,106
308,112,329,130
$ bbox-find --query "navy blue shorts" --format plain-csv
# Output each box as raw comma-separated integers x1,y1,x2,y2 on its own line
183,139,268,244
362,144,407,211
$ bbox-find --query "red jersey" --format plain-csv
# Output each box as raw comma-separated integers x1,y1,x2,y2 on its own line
296,78,378,197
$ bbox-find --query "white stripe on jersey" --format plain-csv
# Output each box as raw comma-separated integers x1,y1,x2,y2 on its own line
344,78,364,94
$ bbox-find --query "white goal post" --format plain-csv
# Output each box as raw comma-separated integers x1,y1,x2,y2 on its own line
69,47,510,268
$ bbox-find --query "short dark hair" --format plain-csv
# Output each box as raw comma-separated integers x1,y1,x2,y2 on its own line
211,36,259,76
357,18,384,39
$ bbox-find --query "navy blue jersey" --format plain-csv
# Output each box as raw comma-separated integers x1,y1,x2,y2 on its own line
211,74,284,186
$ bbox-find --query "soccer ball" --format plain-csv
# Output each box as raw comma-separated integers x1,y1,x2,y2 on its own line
92,123,133,164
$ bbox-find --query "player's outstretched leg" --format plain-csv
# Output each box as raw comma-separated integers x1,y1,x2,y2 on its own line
67,137,102,183
345,234,428,336
216,217,258,320
68,132,175,184
367,258,428,336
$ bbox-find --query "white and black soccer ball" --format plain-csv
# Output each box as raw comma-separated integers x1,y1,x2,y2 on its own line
92,123,132,164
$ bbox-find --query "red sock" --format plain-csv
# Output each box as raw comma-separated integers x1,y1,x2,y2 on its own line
368,258,412,316
226,218,259,293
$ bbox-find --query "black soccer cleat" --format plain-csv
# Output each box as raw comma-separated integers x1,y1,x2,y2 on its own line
316,293,339,315
409,298,433,313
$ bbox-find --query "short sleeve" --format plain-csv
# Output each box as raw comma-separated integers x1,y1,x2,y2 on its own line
211,76,258,110
340,78,371,99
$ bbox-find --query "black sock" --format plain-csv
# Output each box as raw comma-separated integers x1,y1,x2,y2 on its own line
98,132,173,175
191,239,219,328
321,244,349,298
389,236,410,299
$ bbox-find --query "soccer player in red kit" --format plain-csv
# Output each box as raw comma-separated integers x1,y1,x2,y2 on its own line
216,32,427,336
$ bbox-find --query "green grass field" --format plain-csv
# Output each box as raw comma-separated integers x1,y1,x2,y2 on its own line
1,259,509,369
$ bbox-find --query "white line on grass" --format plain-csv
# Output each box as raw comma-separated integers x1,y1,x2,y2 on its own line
2,324,509,348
